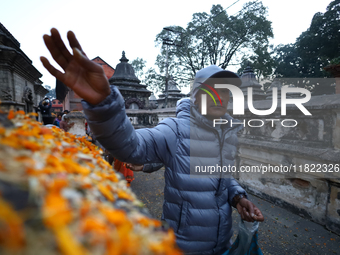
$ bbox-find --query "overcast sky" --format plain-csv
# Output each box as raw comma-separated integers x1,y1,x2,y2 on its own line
1,0,331,93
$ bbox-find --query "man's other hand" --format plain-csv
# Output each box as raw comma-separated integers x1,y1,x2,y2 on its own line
236,198,264,222
40,28,111,105
126,163,144,172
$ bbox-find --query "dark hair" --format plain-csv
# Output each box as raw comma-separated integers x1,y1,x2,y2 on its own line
63,110,70,114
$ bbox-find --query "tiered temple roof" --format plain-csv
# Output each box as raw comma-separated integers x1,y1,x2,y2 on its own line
109,51,151,109
240,65,266,101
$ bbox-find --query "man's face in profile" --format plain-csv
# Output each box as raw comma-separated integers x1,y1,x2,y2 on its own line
195,80,230,120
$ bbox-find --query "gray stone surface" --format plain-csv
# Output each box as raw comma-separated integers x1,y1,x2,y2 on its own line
66,111,86,137
130,169,340,255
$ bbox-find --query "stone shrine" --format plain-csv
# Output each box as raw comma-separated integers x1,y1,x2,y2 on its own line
157,77,187,108
239,65,266,101
0,23,48,114
109,51,151,110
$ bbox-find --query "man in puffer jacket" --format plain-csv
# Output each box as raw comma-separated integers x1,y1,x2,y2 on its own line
41,28,264,255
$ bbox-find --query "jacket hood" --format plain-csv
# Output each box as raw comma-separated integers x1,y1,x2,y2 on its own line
191,65,242,97
176,98,191,119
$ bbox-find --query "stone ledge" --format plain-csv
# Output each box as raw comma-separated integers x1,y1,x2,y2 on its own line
229,94,340,111
65,111,85,119
239,137,340,162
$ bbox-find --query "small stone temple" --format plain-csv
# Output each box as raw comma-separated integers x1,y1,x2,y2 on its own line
157,77,187,108
0,23,48,114
109,51,151,110
239,65,266,101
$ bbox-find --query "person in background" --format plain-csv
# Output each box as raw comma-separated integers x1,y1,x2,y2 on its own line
85,119,96,143
113,158,135,187
59,114,74,132
38,97,53,125
53,113,62,127
38,97,52,117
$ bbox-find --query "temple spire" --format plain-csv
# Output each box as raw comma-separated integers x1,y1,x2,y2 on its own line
120,51,129,63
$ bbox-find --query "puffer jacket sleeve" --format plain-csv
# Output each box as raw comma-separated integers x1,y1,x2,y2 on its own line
142,163,164,173
81,86,178,166
226,178,247,206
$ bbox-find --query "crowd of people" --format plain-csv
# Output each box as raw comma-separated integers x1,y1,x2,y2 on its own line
51,109,74,132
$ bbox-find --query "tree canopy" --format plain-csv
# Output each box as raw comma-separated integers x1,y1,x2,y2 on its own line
44,85,56,99
151,1,273,91
237,44,275,82
274,0,340,95
130,57,147,79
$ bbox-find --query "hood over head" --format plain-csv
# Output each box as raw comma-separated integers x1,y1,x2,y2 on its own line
191,65,241,103
176,98,191,119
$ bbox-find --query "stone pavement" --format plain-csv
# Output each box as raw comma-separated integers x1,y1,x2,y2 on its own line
130,169,340,255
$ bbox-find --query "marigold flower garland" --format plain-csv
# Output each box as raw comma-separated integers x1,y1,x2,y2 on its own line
0,110,182,255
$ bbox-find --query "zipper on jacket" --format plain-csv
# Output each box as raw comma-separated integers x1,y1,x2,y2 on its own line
214,128,223,197
215,126,234,197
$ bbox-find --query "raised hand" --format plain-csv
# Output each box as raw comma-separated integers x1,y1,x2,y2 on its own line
40,28,111,105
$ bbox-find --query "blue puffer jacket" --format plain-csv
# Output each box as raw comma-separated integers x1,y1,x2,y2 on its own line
82,87,246,255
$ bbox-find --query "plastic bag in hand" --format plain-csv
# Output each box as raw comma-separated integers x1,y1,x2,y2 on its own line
222,219,263,255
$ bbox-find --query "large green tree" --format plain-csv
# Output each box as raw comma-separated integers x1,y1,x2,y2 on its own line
274,0,340,95
237,44,275,82
152,1,273,91
130,57,147,80
44,85,56,99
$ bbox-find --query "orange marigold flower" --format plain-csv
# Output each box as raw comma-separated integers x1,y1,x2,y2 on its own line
62,158,90,175
46,155,65,171
80,200,92,218
40,127,53,135
22,140,41,151
45,179,68,192
53,226,89,255
15,156,35,168
86,162,95,169
98,184,115,202
0,197,25,250
81,216,108,234
7,109,15,120
0,127,5,135
0,136,21,149
42,133,55,140
82,147,90,154
80,216,111,245
25,167,40,176
63,147,79,154
117,190,133,201
15,110,25,116
99,207,128,226
0,162,5,172
137,217,162,228
43,192,73,228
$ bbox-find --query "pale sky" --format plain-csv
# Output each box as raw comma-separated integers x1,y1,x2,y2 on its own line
1,0,331,94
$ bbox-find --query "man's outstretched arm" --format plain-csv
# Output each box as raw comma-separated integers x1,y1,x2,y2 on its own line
81,85,178,165
41,28,177,165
